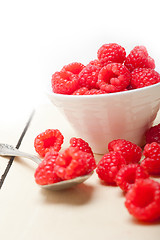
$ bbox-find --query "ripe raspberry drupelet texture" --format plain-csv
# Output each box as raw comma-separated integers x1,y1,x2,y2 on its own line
141,142,160,175
96,151,126,184
124,46,155,72
115,164,149,192
72,87,88,95
34,129,64,157
145,123,160,144
108,139,142,164
78,64,101,89
34,150,61,185
125,179,160,222
70,137,93,155
54,147,96,180
84,89,106,95
51,70,79,94
97,63,131,93
131,68,160,89
88,59,102,68
97,43,126,67
62,62,85,75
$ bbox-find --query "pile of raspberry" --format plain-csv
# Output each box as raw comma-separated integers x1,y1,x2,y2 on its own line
34,129,96,185
96,124,160,222
33,123,160,222
51,43,160,95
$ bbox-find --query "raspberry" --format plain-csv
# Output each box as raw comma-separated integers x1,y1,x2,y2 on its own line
97,63,131,93
116,164,149,192
72,87,88,95
97,43,126,67
125,179,160,222
69,137,93,155
54,147,96,180
131,68,160,89
88,59,102,68
108,139,142,164
143,142,160,160
96,151,126,184
140,142,160,175
51,70,79,94
145,123,160,144
62,62,85,75
84,89,106,95
78,64,101,89
124,46,155,72
34,150,61,185
34,129,64,157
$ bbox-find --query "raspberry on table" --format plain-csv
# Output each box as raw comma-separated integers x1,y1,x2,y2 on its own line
125,179,160,222
115,164,149,192
97,43,126,67
62,62,85,75
145,123,160,144
54,147,96,180
72,87,88,95
69,137,94,155
34,129,64,157
140,142,160,175
78,64,101,89
97,63,131,93
51,70,79,94
96,151,126,185
108,139,142,164
131,68,160,89
124,46,155,72
34,150,61,185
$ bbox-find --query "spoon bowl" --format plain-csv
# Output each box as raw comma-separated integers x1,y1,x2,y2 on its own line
0,143,93,190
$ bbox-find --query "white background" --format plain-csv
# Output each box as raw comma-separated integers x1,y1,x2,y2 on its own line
0,0,160,123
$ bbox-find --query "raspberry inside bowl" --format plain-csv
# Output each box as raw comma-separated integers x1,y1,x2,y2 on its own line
46,43,160,154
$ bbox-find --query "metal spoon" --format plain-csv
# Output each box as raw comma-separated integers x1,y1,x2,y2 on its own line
0,143,93,190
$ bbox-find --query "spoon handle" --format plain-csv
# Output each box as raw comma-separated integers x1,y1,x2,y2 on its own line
0,144,41,165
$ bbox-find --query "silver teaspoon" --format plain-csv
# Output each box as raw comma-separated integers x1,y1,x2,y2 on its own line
0,143,93,190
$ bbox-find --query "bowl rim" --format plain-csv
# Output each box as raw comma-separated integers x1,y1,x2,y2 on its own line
46,82,160,100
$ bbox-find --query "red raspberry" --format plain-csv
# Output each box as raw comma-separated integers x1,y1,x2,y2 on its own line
88,59,102,68
78,64,101,89
140,142,160,175
97,63,131,93
131,68,160,89
51,70,79,94
72,87,88,95
54,147,96,180
70,137,93,156
34,150,61,185
125,179,160,222
108,139,142,164
34,129,64,157
96,151,126,185
62,62,85,75
124,46,155,72
145,123,160,144
143,142,160,160
115,164,149,192
84,89,106,95
97,43,126,67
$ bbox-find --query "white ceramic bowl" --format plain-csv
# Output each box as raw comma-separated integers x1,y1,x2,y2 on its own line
47,82,160,154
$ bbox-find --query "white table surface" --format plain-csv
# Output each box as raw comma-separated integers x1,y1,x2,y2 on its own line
0,99,160,240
